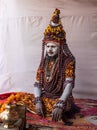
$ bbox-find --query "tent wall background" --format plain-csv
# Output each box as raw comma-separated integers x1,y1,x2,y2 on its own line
0,0,97,99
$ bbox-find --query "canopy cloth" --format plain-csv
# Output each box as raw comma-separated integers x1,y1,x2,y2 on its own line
0,0,97,99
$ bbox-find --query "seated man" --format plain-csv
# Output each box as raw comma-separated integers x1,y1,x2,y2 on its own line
34,8,79,122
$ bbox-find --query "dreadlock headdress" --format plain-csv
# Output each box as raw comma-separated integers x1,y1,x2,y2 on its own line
43,8,66,44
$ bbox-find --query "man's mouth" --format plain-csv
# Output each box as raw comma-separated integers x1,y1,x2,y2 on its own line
48,51,53,54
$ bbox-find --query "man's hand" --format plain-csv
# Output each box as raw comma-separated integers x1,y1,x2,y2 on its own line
36,102,44,117
52,107,63,122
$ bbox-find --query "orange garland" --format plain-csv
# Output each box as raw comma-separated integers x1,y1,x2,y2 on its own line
0,92,59,115
0,92,24,113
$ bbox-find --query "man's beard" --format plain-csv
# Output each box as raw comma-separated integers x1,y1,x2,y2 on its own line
45,53,58,60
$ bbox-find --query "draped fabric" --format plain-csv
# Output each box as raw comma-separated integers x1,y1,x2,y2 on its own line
0,0,97,99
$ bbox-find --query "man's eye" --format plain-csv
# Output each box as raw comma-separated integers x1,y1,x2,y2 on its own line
46,45,56,48
51,46,56,48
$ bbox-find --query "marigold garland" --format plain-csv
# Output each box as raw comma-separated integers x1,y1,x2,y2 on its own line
0,92,35,113
0,92,58,115
43,8,66,43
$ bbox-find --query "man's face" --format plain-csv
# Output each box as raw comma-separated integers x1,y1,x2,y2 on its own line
45,42,59,57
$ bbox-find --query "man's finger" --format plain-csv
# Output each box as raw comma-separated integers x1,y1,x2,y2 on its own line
52,111,57,122
52,113,55,121
41,109,44,117
55,113,59,121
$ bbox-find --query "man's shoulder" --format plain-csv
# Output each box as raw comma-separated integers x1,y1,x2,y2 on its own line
64,55,75,64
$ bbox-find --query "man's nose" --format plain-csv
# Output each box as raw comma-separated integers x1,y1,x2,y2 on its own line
49,47,52,51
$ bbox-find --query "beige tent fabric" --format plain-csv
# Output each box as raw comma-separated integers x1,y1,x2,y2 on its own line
0,0,97,99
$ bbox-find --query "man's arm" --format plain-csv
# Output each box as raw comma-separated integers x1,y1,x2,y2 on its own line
33,81,44,117
34,81,41,97
59,78,73,101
